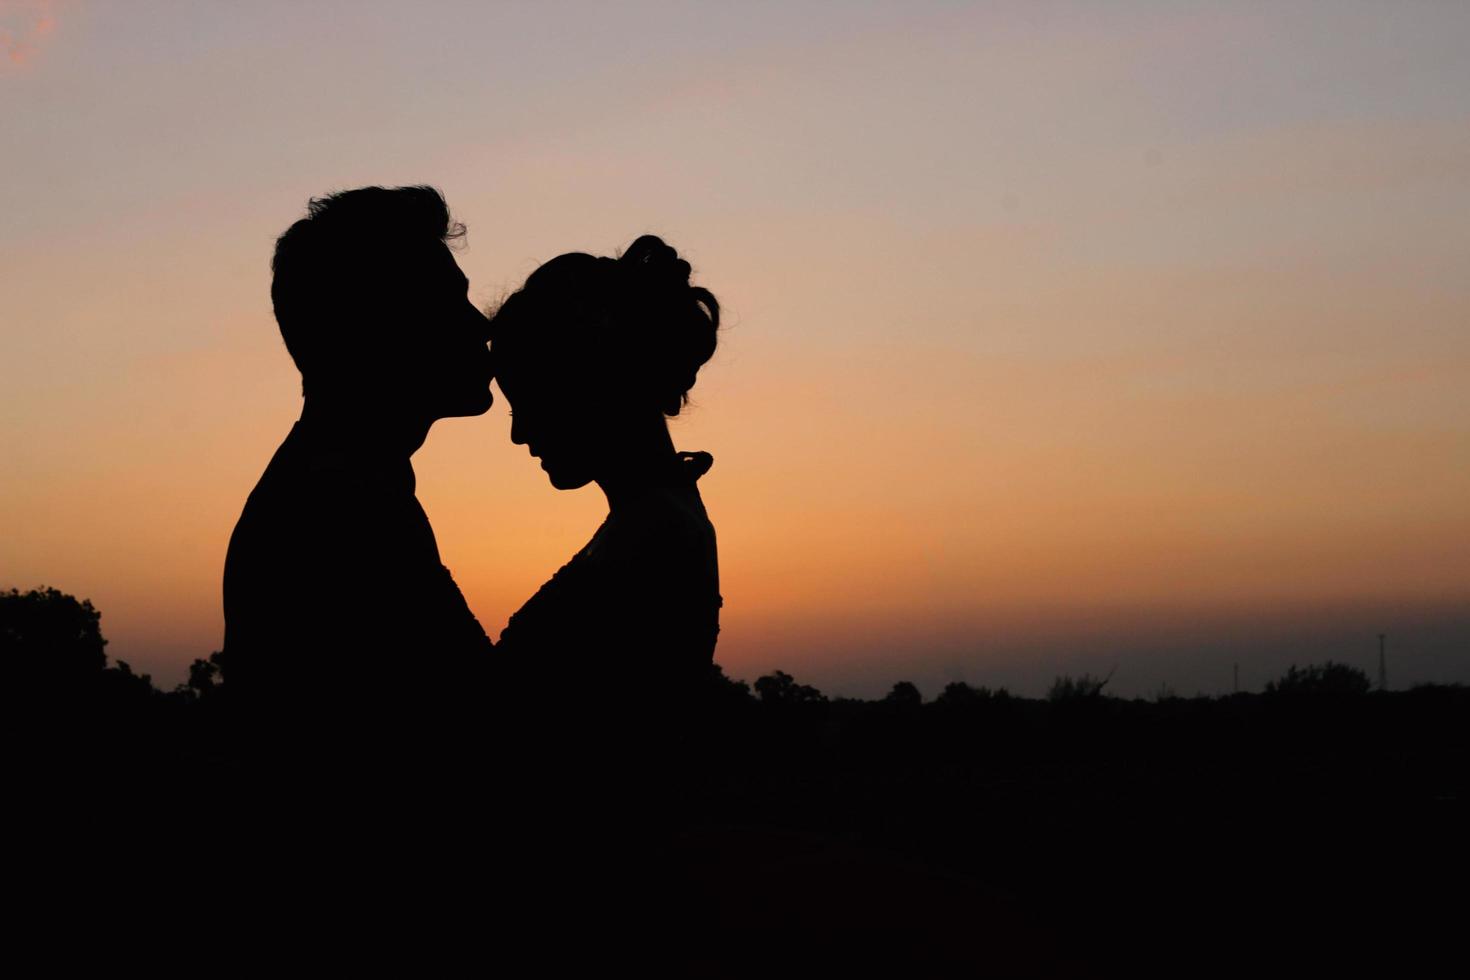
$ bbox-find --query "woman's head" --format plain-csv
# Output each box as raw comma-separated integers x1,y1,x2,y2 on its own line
489,235,719,489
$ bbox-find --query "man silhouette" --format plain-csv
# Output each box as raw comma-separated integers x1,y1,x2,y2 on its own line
222,186,494,781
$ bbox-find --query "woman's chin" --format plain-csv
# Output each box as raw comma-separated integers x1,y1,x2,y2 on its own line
544,463,593,491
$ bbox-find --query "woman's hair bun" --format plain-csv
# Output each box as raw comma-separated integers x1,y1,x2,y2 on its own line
615,234,719,417
619,234,693,287
491,234,720,418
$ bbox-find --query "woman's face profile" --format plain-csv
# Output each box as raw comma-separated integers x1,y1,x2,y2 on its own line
496,352,600,491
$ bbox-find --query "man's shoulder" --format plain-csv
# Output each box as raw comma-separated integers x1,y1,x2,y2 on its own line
228,451,346,557
236,425,421,525
225,431,416,589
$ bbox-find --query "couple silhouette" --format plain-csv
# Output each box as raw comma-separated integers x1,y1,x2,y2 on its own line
219,187,724,932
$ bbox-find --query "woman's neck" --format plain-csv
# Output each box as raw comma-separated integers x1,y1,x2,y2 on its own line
595,416,678,510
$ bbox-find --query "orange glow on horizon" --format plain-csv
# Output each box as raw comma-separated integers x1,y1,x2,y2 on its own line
3,3,1469,695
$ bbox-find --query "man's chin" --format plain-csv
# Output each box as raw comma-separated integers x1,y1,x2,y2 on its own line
443,391,494,418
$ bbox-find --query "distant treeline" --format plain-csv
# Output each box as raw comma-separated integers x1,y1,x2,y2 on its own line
7,581,1465,808
3,584,1451,710
7,585,1467,975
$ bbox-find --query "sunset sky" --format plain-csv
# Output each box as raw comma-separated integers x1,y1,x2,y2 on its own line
3,1,1467,697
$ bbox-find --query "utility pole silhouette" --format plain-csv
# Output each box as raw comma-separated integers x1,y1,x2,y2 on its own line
1378,633,1387,692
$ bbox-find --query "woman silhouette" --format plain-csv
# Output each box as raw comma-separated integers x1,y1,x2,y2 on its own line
488,235,722,773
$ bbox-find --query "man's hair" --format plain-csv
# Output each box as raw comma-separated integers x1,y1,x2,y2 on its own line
270,185,465,380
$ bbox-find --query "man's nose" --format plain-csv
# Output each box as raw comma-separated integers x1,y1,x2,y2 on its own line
465,301,493,345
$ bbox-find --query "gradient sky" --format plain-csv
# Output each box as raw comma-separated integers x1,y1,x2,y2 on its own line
3,1,1468,697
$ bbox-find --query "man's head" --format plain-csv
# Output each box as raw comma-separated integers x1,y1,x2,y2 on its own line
270,185,493,421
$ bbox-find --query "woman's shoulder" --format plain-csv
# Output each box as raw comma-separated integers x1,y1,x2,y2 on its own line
595,452,716,549
600,486,713,558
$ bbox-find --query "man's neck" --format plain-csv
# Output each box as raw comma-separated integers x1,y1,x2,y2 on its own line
298,397,434,460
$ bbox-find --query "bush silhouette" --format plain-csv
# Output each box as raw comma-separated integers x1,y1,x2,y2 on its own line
934,681,1010,707
1152,682,1180,703
1265,661,1371,697
1048,671,1112,701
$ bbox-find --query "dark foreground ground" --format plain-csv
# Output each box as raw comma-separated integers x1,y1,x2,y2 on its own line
10,675,1468,977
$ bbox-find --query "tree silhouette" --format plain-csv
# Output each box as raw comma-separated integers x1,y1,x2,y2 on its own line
933,681,1012,708
1,585,108,691
100,657,160,701
705,661,754,704
175,649,227,702
934,681,1010,706
883,680,923,708
754,670,826,705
